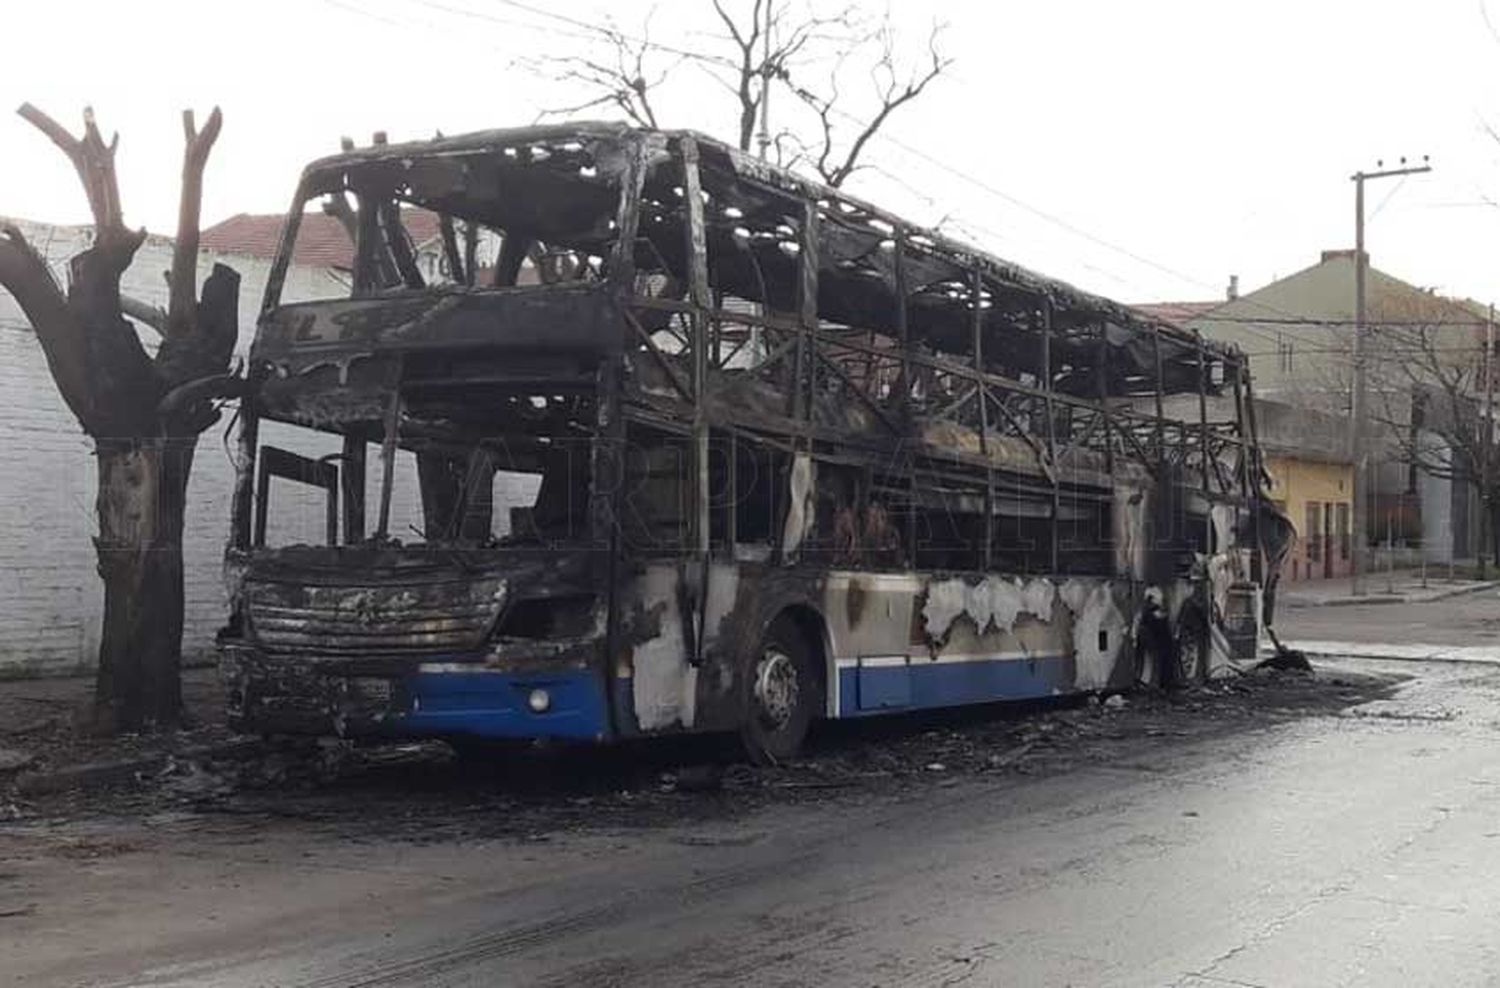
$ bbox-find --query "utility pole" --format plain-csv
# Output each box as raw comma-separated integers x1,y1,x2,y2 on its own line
1483,303,1495,576
756,0,773,160
1350,156,1431,596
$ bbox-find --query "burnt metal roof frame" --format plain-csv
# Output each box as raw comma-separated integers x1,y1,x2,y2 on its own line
299,123,1238,368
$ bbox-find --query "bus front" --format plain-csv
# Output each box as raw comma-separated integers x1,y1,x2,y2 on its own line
218,125,641,745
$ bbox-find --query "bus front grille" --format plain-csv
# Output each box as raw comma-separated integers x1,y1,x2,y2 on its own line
244,577,507,655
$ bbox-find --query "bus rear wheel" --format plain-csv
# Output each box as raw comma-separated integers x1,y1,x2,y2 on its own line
741,617,819,765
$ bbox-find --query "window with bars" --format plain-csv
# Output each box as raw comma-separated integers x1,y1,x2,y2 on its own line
1305,501,1322,562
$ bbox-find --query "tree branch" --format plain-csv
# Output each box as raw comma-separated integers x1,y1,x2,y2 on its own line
0,225,106,430
822,22,950,187
0,223,160,436
120,295,167,334
530,3,948,189
710,0,763,150
16,103,144,264
167,106,222,340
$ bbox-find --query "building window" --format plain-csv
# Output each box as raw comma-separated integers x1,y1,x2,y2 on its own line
1337,502,1350,560
1305,502,1322,562
1277,337,1294,373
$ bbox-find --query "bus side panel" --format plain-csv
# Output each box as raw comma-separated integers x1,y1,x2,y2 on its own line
612,563,1172,734
613,559,829,738
612,562,698,737
826,572,1141,718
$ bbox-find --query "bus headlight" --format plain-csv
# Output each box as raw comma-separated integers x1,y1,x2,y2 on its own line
527,688,552,713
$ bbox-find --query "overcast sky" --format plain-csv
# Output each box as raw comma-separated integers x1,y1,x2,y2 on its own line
6,0,1500,308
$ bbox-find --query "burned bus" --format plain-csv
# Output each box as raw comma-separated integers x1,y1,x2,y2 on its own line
219,123,1283,761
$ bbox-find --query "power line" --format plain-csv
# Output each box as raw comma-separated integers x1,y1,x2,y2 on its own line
400,0,1225,301
485,0,737,67
824,105,1218,296
320,0,600,48
1194,314,1491,328
343,0,1459,345
1366,174,1408,223
1241,344,1491,357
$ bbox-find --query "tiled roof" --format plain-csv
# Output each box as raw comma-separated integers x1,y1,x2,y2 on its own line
1132,300,1221,327
199,210,443,269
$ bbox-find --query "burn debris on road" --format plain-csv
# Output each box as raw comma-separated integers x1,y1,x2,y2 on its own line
0,664,1400,841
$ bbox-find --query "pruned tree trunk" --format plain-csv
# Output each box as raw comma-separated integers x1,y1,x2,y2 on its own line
0,105,239,734
93,438,195,729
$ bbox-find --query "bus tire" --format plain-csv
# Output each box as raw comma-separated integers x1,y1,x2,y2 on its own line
741,615,820,765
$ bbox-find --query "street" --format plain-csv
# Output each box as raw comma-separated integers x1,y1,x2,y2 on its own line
8,2,1500,984
1280,586,1500,649
5,594,1500,987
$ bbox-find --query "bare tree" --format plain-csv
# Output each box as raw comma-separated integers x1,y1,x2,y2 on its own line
0,105,239,732
1365,295,1498,571
531,1,950,189
535,12,677,130
782,12,948,188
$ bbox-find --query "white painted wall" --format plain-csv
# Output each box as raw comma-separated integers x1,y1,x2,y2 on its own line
0,217,538,676
1417,430,1454,563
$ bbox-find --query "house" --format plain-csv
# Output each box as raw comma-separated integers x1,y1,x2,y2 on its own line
1139,251,1490,567
1253,400,1354,582
201,210,442,269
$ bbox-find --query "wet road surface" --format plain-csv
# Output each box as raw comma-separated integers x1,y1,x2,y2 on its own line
6,652,1500,986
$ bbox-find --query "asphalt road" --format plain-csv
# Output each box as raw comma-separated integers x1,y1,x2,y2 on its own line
8,604,1500,986
1278,587,1500,648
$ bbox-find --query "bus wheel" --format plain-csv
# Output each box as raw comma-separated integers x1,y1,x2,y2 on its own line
741,617,819,765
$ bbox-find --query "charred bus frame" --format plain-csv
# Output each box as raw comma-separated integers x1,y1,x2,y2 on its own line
220,124,1275,760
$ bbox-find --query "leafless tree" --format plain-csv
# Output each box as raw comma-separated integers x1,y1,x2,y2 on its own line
782,12,947,188
0,106,239,732
531,1,950,189
535,11,677,130
1365,295,1498,570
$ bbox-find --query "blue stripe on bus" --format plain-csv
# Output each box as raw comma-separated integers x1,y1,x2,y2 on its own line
397,669,610,741
835,655,1073,717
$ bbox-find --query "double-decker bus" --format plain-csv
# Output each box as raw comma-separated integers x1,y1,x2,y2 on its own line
219,123,1286,761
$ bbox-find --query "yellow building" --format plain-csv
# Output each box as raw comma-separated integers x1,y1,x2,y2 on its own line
1264,454,1352,581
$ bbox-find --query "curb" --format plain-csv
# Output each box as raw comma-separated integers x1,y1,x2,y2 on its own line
1283,580,1500,609
1423,580,1500,602
10,737,264,797
1299,594,1404,608
1277,644,1500,666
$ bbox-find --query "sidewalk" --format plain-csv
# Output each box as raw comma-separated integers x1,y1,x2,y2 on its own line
0,665,232,791
1279,569,1500,608
1280,640,1500,665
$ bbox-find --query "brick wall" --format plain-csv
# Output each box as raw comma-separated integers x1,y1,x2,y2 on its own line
0,217,539,676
